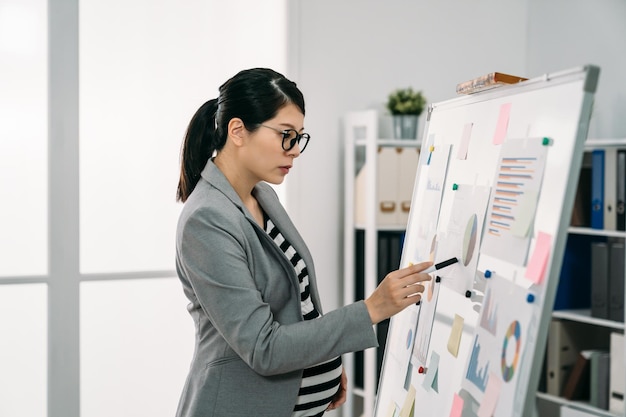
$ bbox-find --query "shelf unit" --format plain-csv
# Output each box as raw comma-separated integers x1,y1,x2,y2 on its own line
539,138,626,417
343,110,421,417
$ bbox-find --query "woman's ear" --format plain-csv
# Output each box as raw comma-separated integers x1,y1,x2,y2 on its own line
227,118,246,147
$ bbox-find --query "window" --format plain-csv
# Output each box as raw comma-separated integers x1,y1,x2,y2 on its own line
0,1,287,416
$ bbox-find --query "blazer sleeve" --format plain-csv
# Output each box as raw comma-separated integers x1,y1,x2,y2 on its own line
177,203,378,376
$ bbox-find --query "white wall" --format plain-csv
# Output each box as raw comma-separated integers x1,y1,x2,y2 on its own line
527,0,626,139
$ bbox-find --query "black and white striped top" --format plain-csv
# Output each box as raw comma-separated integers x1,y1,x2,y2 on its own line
264,215,343,417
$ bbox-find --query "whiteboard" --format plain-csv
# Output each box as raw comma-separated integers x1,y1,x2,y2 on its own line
373,65,599,417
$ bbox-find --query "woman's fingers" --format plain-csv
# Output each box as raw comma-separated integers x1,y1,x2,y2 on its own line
394,261,433,288
364,260,435,324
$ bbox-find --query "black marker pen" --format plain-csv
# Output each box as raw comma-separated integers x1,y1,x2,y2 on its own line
421,257,458,274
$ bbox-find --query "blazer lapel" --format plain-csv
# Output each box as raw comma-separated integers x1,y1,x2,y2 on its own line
254,184,322,313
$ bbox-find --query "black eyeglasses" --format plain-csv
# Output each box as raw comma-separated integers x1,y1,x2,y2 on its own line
259,124,310,153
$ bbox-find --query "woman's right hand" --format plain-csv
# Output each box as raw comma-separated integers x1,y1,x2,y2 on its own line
363,261,433,325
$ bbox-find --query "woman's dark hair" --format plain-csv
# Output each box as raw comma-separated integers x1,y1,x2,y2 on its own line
176,68,305,202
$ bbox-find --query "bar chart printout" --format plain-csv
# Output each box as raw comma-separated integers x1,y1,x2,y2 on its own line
467,334,490,393
480,138,548,266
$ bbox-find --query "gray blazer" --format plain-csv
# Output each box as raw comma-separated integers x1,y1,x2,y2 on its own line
175,160,378,417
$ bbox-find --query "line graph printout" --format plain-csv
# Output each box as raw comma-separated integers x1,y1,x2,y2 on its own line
480,138,549,266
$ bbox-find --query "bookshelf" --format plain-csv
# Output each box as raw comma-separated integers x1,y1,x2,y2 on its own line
343,110,420,417
539,138,626,417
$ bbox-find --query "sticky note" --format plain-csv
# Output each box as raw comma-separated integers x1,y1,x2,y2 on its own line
457,122,473,160
493,103,512,145
449,393,464,417
431,368,439,392
524,231,552,284
447,314,464,357
477,372,502,417
422,351,440,391
399,384,416,417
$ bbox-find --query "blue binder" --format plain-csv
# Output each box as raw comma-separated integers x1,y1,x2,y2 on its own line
591,149,605,229
554,234,594,310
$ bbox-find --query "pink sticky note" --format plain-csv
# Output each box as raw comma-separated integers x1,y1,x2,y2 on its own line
457,123,473,160
525,231,552,284
477,372,502,417
449,393,464,417
493,103,512,145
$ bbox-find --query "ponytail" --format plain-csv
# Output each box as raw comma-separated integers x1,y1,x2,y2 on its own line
176,99,223,202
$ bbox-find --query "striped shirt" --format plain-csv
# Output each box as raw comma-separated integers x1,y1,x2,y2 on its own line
264,215,343,417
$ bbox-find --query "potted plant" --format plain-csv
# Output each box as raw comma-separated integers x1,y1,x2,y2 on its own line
386,87,427,139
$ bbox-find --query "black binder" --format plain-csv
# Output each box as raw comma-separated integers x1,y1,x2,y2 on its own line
609,242,625,322
591,242,610,319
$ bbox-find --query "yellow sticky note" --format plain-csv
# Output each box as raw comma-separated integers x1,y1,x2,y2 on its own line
399,385,416,417
447,314,464,357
